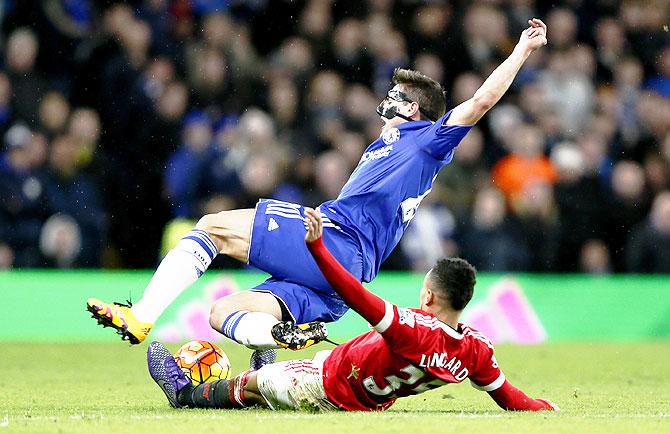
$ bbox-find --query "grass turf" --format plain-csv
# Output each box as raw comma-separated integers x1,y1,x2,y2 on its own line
1,341,669,434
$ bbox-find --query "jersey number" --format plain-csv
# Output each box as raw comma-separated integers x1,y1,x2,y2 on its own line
363,365,426,397
400,189,431,223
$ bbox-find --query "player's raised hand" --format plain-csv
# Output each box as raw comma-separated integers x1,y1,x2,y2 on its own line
304,207,323,243
517,18,547,53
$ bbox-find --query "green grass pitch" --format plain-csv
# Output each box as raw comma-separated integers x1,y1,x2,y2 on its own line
2,341,669,433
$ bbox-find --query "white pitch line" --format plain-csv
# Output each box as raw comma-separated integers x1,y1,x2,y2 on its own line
5,413,670,422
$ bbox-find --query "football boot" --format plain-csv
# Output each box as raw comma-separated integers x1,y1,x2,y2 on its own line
86,298,153,344
271,321,328,351
147,341,190,408
249,348,277,370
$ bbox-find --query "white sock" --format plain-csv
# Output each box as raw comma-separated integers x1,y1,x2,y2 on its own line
132,229,217,323
220,310,281,349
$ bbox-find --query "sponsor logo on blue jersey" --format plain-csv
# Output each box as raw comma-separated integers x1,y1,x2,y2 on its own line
360,144,393,163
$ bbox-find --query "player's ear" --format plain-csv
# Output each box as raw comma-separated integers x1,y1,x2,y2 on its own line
410,101,420,119
424,288,435,306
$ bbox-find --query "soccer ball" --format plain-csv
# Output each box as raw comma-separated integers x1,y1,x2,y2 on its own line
174,340,231,385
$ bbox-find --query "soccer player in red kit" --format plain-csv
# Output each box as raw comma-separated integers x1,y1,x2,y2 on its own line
147,208,557,412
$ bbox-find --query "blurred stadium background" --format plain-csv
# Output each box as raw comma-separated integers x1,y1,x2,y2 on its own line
1,0,669,273
0,0,669,432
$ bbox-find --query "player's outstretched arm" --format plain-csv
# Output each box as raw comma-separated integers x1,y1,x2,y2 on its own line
487,379,558,411
446,18,548,126
304,207,386,325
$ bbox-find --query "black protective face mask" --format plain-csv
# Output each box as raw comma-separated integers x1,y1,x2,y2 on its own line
375,89,436,122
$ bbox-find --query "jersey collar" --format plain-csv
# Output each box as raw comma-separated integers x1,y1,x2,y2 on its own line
396,119,433,131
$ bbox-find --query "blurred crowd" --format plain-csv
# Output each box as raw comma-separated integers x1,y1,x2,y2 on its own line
0,0,669,273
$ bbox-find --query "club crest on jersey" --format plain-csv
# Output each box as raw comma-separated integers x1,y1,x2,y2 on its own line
382,127,401,144
398,308,415,327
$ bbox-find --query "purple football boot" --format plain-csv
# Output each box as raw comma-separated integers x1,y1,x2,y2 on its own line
147,341,191,408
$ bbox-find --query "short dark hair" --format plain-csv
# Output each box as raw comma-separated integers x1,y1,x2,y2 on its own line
392,68,446,121
429,258,476,311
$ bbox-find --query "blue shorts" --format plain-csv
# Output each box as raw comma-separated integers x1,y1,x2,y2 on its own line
248,199,363,323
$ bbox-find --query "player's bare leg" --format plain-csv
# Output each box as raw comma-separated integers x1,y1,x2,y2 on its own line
195,208,255,262
87,209,254,343
209,290,328,369
88,205,326,370
209,291,284,347
209,291,282,369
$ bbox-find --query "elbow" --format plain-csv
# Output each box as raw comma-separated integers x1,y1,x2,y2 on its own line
472,93,496,114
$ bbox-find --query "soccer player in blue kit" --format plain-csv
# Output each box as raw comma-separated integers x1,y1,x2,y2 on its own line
88,19,548,368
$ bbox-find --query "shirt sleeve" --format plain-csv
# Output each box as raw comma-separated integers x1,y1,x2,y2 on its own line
306,237,386,325
372,302,434,356
469,343,506,392
487,380,557,411
415,110,473,161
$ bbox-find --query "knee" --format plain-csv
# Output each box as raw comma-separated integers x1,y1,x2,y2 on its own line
196,213,220,232
209,298,229,331
209,294,249,331
209,292,283,331
196,212,227,251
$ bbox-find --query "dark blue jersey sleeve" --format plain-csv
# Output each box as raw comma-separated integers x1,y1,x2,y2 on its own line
415,110,473,161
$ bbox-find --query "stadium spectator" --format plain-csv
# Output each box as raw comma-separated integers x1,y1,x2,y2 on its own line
369,22,408,96
435,127,489,217
413,53,445,87
0,241,13,269
38,91,71,139
513,181,560,272
551,142,607,271
313,151,349,203
327,18,373,85
539,49,595,136
238,153,281,206
463,5,511,73
331,130,366,170
5,28,45,127
164,110,215,218
580,239,612,275
545,8,577,51
645,46,670,98
401,194,457,272
408,3,467,85
491,123,557,204
306,70,346,151
577,130,613,190
643,153,670,195
41,134,106,267
0,123,48,267
594,16,628,83
342,84,379,142
39,213,83,268
266,77,301,139
458,187,530,272
0,73,12,134
269,36,314,83
626,191,670,273
605,160,650,271
68,108,101,169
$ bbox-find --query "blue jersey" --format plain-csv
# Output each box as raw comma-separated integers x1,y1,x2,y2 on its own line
321,110,472,282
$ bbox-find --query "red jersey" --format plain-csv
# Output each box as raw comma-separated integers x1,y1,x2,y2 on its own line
322,301,505,411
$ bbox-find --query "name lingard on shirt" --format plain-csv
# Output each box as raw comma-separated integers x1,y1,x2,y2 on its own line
418,352,469,381
360,145,393,163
